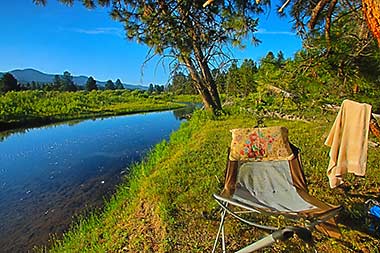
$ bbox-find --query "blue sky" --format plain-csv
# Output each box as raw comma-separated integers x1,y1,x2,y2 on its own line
0,0,302,86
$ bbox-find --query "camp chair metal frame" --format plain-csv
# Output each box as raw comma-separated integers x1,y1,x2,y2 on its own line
212,127,342,253
212,197,342,253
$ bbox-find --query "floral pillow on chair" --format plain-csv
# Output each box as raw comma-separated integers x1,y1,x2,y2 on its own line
229,126,294,161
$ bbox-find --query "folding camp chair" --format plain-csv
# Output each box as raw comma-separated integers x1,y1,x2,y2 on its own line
212,126,342,253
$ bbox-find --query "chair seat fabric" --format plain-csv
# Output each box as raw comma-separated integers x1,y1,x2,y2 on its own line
233,160,316,213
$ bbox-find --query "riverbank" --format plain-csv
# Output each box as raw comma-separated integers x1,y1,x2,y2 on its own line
0,109,188,252
46,109,380,252
0,90,196,132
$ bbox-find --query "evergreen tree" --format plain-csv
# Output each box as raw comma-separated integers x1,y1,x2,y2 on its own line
53,75,62,90
31,81,37,90
0,73,19,93
60,71,77,91
85,76,98,91
170,72,187,95
276,51,285,68
24,82,32,90
115,79,124,89
239,59,258,95
105,80,115,90
43,83,53,91
147,83,154,94
225,61,240,96
261,52,276,65
169,71,196,95
34,0,267,114
154,84,164,94
212,69,227,94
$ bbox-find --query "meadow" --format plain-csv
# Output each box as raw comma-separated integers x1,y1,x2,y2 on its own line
0,90,189,131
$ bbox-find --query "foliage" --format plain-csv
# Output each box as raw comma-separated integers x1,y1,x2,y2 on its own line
0,90,184,130
225,59,258,96
104,80,115,90
33,0,271,114
85,76,98,91
214,40,380,113
23,71,81,92
146,83,165,94
0,72,20,93
19,73,130,92
60,71,77,91
115,79,124,90
166,71,197,95
299,9,380,92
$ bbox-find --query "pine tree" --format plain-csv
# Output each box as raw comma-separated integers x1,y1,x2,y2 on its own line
0,73,19,93
85,76,98,91
34,0,267,114
60,71,77,91
105,80,115,90
115,79,124,89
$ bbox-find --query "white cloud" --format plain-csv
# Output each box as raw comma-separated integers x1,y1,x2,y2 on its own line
71,27,124,37
256,28,295,36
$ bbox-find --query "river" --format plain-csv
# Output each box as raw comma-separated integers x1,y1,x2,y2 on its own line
0,107,193,252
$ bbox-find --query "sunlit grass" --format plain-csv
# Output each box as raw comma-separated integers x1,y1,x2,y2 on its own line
0,90,186,131
45,108,380,252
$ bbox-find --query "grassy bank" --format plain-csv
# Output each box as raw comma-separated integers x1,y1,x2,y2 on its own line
0,90,188,131
45,109,380,252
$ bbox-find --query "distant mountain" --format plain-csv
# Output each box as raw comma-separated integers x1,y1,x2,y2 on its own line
0,68,147,90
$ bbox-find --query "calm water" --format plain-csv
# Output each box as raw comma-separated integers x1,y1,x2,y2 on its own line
0,108,189,252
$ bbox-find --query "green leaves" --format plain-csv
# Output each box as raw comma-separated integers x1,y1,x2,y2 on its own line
0,73,19,93
85,76,98,91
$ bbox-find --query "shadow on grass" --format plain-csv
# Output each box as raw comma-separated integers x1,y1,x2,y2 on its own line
333,185,380,242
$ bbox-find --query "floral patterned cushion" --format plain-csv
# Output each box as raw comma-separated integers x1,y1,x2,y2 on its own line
229,126,294,161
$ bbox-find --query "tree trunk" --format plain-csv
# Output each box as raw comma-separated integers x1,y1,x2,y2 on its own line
174,3,222,114
370,115,380,141
194,48,222,111
182,56,221,113
362,0,380,46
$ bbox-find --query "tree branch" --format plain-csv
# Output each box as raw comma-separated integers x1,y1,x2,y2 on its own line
309,0,330,29
278,0,291,13
324,0,338,52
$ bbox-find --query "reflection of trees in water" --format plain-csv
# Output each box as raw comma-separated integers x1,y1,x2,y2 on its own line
0,106,200,143
0,119,85,142
172,103,202,120
0,128,29,142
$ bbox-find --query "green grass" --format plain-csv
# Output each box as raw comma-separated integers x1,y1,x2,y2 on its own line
0,90,186,131
44,108,380,252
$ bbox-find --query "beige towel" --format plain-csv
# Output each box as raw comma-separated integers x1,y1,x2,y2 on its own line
325,99,372,188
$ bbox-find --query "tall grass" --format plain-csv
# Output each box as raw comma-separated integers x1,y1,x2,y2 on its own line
0,90,185,131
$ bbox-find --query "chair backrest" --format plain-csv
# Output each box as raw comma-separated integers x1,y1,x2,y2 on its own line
229,126,294,162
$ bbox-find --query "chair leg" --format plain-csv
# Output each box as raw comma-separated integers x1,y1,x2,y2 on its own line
235,226,311,253
212,207,227,253
235,234,277,253
221,214,226,253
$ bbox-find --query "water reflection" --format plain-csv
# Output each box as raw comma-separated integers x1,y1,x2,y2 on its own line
172,103,201,120
0,107,195,252
0,119,84,143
